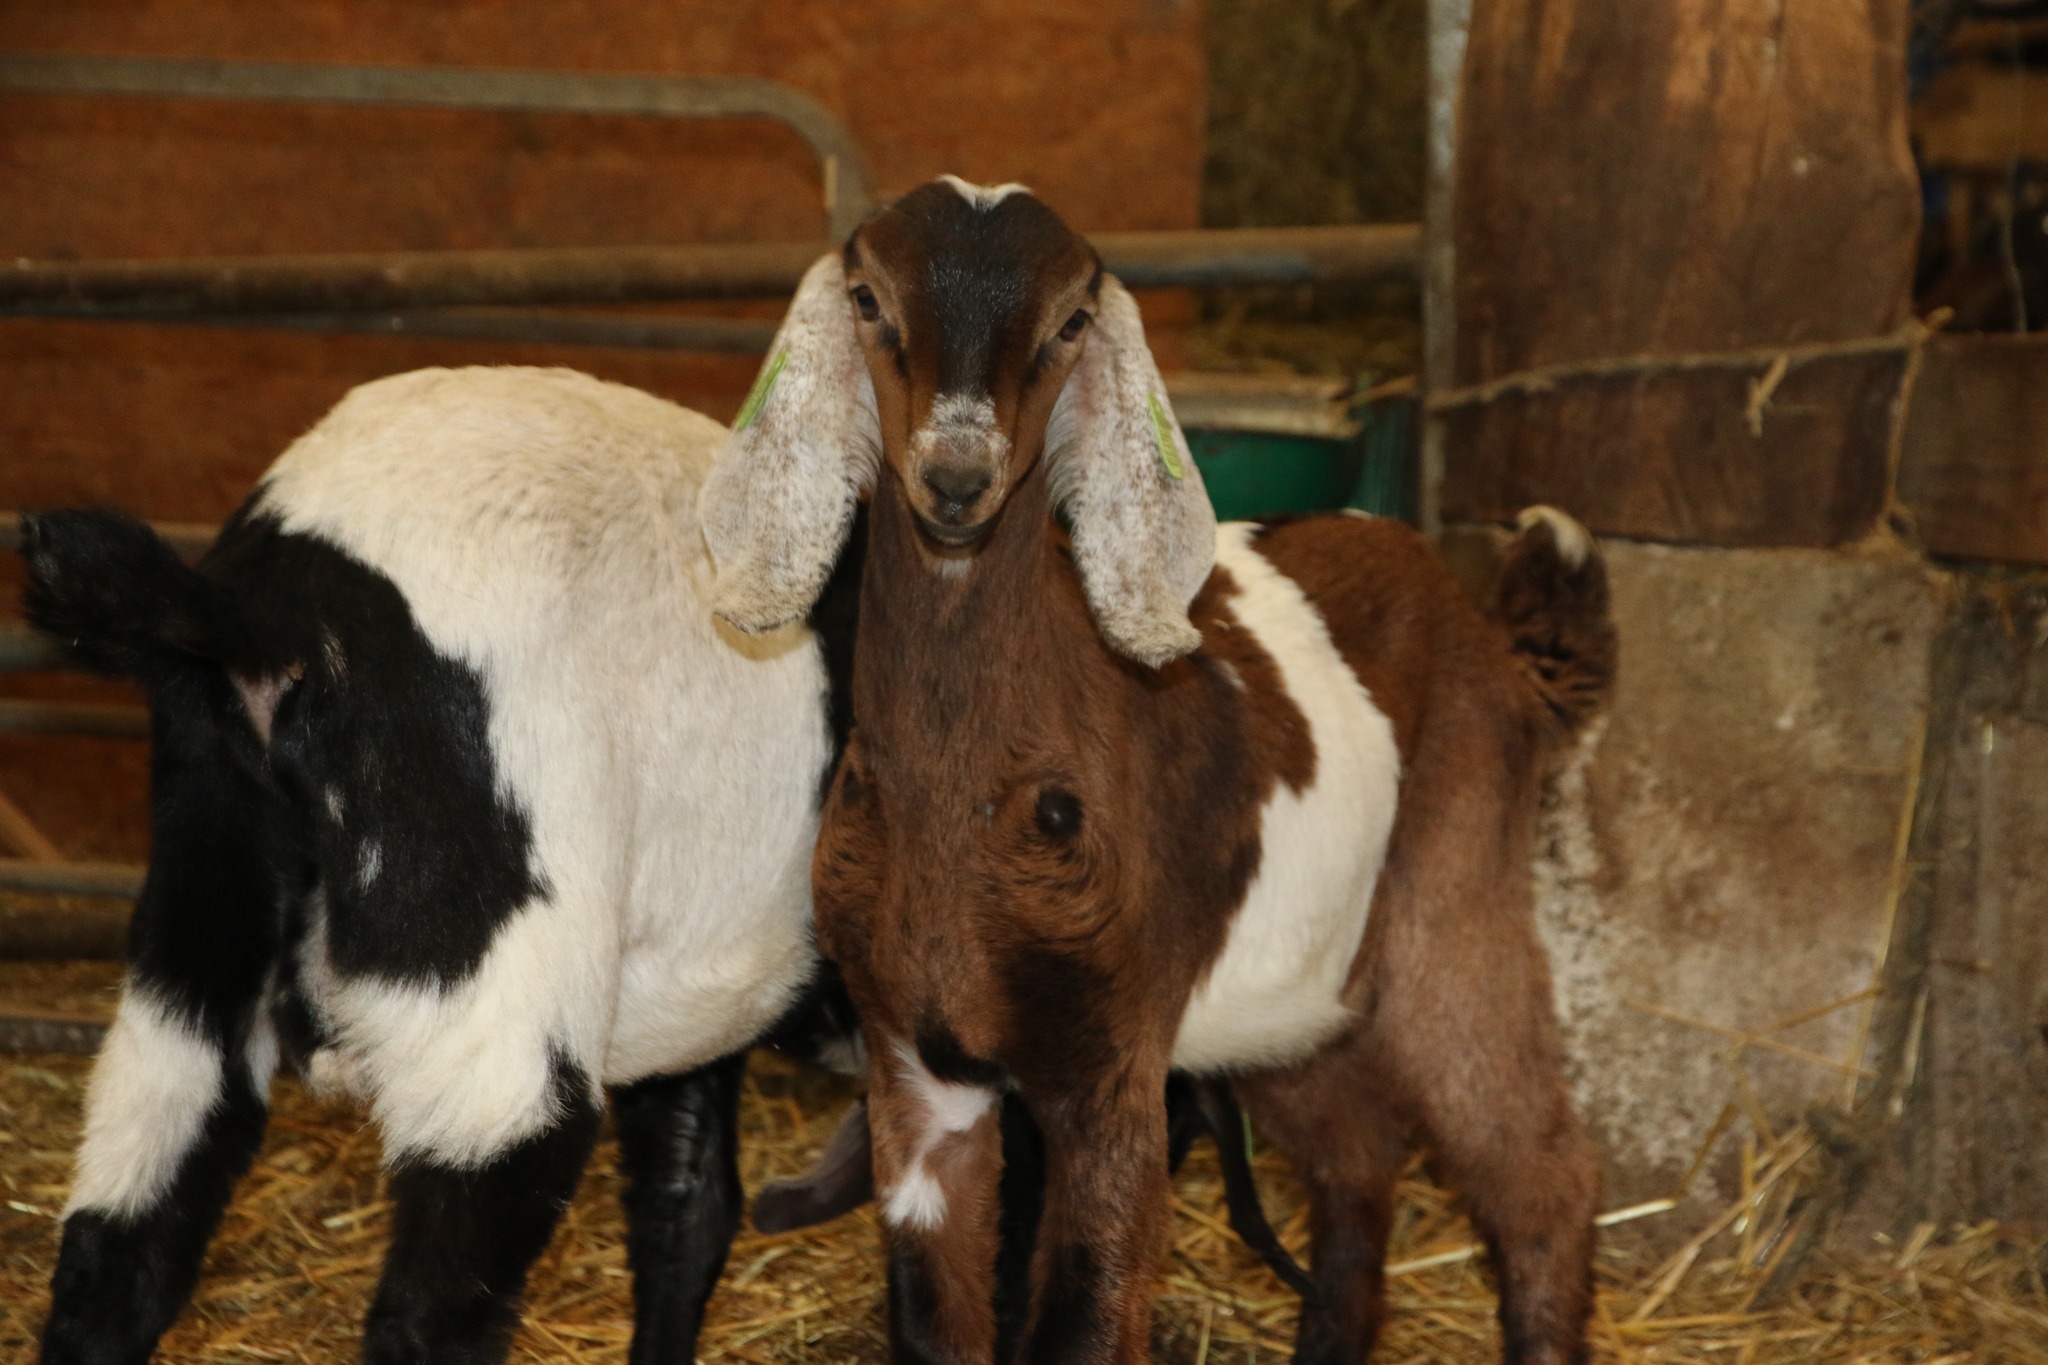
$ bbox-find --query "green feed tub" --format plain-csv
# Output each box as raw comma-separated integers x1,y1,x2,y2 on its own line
1186,395,1417,524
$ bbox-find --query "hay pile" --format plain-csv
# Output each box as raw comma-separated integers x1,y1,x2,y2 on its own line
4,960,2046,1363
1193,0,1426,383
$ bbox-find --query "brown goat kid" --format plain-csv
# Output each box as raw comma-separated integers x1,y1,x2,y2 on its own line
704,179,1616,1365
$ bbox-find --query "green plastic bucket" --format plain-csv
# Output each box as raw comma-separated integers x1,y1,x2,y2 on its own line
1181,392,1416,523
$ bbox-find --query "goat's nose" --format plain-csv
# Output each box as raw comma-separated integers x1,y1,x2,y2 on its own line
922,464,993,522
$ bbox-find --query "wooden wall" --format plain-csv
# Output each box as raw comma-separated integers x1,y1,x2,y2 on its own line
1442,0,1922,549
0,1,1207,863
0,0,1207,523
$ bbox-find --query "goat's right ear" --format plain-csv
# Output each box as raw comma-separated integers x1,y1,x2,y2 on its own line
702,254,879,635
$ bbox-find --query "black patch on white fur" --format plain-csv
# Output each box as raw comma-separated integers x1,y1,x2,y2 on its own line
205,511,550,986
363,1055,599,1365
611,1054,747,1363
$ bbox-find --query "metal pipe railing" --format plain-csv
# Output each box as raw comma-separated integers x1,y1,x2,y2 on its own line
0,224,1421,320
84,307,786,354
0,699,150,739
0,53,877,239
0,859,146,899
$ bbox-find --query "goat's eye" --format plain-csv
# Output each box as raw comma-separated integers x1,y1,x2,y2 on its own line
1034,787,1083,840
851,285,882,322
1058,309,1091,342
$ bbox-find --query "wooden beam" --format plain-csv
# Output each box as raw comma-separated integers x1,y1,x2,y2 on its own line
1915,66,2048,173
0,905,127,960
0,785,61,862
1898,335,2048,566
1441,351,1903,547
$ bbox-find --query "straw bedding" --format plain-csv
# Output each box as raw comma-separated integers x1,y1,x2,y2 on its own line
4,959,2045,1363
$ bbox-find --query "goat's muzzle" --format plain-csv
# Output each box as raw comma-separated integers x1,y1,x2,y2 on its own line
916,459,997,543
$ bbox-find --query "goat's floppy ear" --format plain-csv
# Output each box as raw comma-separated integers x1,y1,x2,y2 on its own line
702,253,879,634
1048,277,1217,668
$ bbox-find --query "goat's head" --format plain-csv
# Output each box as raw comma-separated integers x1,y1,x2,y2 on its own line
702,176,1216,667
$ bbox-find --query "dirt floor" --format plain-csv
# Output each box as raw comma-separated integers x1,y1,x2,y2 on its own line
4,958,2047,1364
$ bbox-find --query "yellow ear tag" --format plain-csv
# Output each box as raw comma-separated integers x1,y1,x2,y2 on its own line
1147,393,1184,480
733,348,789,433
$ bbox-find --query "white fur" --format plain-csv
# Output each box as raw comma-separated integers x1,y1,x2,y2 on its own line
880,1041,997,1231
230,672,292,744
702,255,880,636
1047,278,1217,668
939,174,1032,207
245,366,833,1168
1517,504,1592,569
1171,525,1402,1073
68,985,224,1218
914,393,1006,468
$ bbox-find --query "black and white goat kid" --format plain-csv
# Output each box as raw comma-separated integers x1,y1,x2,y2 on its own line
22,367,862,1365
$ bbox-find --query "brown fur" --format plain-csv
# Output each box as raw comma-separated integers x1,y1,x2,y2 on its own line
811,183,1612,1365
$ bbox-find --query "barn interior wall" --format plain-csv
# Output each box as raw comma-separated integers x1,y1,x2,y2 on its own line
0,0,1207,862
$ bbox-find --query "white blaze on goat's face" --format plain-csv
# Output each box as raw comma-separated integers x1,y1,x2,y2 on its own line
840,179,1101,544
910,394,1009,532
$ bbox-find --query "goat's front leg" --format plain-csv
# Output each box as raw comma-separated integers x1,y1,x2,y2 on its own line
868,1036,1006,1365
613,1052,747,1365
1020,1070,1171,1365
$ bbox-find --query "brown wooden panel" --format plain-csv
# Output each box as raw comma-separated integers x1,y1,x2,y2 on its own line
1915,574,2048,1226
0,1,1206,250
1454,0,1918,377
1441,352,1904,547
1915,66,2048,173
1447,0,1920,548
1898,335,2048,566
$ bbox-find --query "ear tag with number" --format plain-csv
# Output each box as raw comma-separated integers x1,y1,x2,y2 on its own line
733,349,789,433
1147,393,1184,480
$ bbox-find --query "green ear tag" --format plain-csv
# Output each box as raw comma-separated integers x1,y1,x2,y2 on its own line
733,348,789,432
1147,393,1184,480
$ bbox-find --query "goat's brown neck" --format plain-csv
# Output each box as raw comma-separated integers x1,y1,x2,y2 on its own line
852,454,1090,777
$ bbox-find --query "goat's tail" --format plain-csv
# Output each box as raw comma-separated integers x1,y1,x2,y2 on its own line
1494,506,1616,740
19,509,242,686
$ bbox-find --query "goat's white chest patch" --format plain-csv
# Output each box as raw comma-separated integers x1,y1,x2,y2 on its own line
1171,525,1401,1074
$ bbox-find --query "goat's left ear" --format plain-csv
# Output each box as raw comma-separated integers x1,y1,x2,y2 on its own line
1048,277,1217,668
702,253,879,635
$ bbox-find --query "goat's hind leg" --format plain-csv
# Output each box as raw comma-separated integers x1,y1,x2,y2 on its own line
1373,874,1597,1363
362,1058,601,1365
1235,1047,1408,1365
42,669,289,1365
612,1052,747,1365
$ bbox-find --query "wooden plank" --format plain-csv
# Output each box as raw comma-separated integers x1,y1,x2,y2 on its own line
0,785,61,862
1447,0,1920,547
1898,335,2048,566
1913,573,2048,1225
1915,66,2048,172
0,904,128,960
1441,351,1903,547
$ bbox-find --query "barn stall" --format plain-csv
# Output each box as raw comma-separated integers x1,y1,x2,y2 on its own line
3,1,2047,1360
